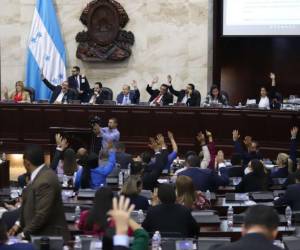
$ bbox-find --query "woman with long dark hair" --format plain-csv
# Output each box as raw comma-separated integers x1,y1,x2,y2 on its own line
77,187,113,236
204,85,228,106
236,159,269,192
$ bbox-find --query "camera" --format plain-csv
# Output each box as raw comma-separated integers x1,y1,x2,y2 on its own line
89,115,102,127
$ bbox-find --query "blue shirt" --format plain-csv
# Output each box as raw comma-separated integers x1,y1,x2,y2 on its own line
0,243,36,250
101,127,120,149
164,151,177,170
75,152,116,189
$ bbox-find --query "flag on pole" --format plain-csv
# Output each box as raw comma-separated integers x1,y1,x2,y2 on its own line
26,0,67,100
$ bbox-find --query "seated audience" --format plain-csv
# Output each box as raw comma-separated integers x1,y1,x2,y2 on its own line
68,66,90,102
142,184,199,237
176,176,210,210
89,82,109,104
204,85,228,106
109,196,149,250
274,170,300,210
214,150,226,170
178,155,229,192
121,176,150,211
3,81,30,103
116,81,140,105
232,130,263,166
270,153,291,179
115,142,134,170
146,76,173,106
236,159,269,193
210,205,281,250
41,75,77,104
0,219,35,250
78,187,114,236
167,75,200,106
205,130,217,170
74,148,116,190
227,153,244,177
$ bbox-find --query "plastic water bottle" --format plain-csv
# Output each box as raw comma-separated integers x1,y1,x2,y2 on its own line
205,190,211,202
118,171,124,188
152,231,161,250
75,206,81,223
74,235,82,250
227,206,234,230
285,206,292,227
137,209,144,224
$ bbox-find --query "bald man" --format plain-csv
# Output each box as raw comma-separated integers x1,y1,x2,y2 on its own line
116,81,140,105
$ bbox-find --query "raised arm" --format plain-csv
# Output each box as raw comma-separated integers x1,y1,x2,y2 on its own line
41,75,56,91
50,134,69,171
196,132,211,169
290,126,298,172
146,76,158,96
168,131,178,153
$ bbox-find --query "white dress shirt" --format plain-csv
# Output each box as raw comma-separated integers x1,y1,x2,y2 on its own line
122,95,131,105
55,91,64,103
30,164,45,183
181,95,188,104
258,96,270,109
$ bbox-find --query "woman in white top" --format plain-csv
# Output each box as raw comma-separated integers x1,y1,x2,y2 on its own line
258,86,270,109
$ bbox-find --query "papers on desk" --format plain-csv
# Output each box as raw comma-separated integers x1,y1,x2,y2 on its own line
158,179,169,184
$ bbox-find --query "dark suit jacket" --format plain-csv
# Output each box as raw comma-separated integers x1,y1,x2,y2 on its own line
142,203,199,237
274,183,300,210
178,167,229,192
236,172,269,193
209,233,281,250
116,90,140,104
116,152,134,170
146,85,173,106
68,75,90,102
142,149,168,191
169,85,200,106
42,79,77,104
89,89,110,104
20,165,70,241
1,208,20,230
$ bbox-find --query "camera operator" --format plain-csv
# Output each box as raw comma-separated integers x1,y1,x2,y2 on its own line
90,116,120,154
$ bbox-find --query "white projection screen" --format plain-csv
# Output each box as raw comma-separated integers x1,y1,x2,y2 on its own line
223,0,300,36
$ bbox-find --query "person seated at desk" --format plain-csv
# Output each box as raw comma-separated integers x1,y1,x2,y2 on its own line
167,75,200,106
121,176,150,211
74,148,116,190
68,66,90,103
210,205,281,250
116,81,140,105
178,155,229,192
274,170,300,210
270,153,291,179
41,75,77,104
77,187,114,236
146,76,173,106
0,219,35,250
89,82,109,105
204,85,228,106
3,81,30,103
142,184,199,237
176,175,211,210
236,159,269,193
227,153,244,177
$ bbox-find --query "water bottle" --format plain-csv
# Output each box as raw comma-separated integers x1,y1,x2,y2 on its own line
90,239,102,250
227,206,234,230
152,231,161,250
118,171,124,188
285,206,292,227
75,206,81,223
74,235,82,250
137,209,144,224
63,175,68,187
205,190,211,202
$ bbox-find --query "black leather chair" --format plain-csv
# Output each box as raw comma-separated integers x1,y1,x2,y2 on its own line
221,90,229,104
102,87,113,100
24,87,35,102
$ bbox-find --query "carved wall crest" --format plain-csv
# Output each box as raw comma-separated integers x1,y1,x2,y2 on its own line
76,0,135,62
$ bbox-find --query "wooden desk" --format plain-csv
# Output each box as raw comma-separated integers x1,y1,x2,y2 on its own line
0,103,299,156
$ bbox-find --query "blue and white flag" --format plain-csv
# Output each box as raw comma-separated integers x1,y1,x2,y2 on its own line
26,0,67,100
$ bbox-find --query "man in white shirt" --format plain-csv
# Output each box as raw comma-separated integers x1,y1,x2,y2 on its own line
258,86,270,109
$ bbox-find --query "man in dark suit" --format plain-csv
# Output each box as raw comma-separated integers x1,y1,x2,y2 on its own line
42,76,77,104
116,81,140,105
167,75,201,106
68,66,90,102
89,82,109,104
8,145,70,242
142,184,199,237
209,205,281,250
146,76,173,106
178,155,229,191
274,170,300,210
115,142,134,169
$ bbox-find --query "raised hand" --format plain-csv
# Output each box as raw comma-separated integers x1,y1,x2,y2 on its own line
270,72,276,80
205,130,212,138
156,134,165,146
151,76,159,86
55,133,63,147
167,75,172,85
232,130,240,141
168,131,174,141
291,126,299,138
